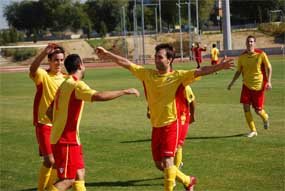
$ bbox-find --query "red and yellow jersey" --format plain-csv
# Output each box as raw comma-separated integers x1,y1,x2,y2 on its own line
51,75,96,145
237,49,271,91
192,47,206,59
30,68,65,126
211,47,219,61
129,63,199,128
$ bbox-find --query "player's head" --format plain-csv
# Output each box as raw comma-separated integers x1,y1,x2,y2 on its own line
246,35,256,52
212,44,216,48
196,42,201,47
64,54,85,78
47,45,65,74
154,43,175,72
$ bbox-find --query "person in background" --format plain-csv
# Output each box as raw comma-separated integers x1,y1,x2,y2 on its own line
191,42,207,69
228,35,272,138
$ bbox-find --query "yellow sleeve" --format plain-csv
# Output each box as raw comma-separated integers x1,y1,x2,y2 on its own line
237,56,242,72
30,68,46,85
262,52,271,69
180,70,201,86
129,63,147,81
75,81,97,102
185,86,195,103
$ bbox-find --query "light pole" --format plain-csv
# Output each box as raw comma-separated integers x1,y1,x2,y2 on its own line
195,0,200,41
176,0,183,61
133,0,139,63
141,0,145,64
222,0,232,50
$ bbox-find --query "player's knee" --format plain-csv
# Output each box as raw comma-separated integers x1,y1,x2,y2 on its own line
76,168,85,180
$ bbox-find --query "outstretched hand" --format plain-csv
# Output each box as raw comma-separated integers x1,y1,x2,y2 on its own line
219,56,235,70
95,47,108,59
124,88,140,97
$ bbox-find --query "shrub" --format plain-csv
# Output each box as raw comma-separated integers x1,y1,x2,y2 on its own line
258,22,285,36
2,48,37,61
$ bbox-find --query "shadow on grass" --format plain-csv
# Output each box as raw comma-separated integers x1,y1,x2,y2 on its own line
120,133,245,143
19,177,163,191
86,176,163,187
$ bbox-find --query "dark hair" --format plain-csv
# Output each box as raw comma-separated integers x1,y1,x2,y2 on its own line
246,35,256,42
155,43,175,64
48,46,65,60
64,54,82,74
212,44,216,48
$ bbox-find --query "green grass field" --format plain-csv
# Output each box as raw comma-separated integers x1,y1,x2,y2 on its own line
0,56,284,191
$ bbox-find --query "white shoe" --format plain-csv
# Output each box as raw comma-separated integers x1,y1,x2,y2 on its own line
247,131,258,137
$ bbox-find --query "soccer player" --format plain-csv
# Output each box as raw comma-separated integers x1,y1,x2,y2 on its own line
191,42,207,68
210,43,220,66
47,54,140,191
29,43,65,191
228,35,272,138
96,43,234,191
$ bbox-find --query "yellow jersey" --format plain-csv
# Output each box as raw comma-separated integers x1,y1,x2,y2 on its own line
129,63,199,128
30,68,65,126
51,75,96,145
237,49,271,91
211,47,219,61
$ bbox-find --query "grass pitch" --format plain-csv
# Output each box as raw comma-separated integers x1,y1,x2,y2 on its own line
0,56,284,191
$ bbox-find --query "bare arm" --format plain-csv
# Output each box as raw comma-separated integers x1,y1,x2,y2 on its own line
29,43,58,77
91,88,140,101
194,57,234,78
95,47,132,69
265,66,272,90
227,71,241,90
189,100,196,124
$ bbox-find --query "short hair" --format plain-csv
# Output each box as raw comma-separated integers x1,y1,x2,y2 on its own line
47,45,65,60
64,54,82,74
212,44,216,48
155,43,176,61
246,35,256,42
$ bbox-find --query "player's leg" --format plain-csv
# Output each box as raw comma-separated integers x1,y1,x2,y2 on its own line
243,104,257,137
174,146,183,168
72,168,86,191
252,89,269,129
36,124,55,191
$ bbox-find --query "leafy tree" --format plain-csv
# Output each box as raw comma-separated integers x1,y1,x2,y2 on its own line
85,0,129,34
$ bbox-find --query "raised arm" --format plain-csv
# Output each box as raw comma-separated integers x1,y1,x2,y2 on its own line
194,57,234,78
91,88,140,102
29,43,58,77
227,71,241,90
95,47,133,69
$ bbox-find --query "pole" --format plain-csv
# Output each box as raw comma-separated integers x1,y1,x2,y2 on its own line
222,0,232,50
177,0,183,61
187,0,192,60
159,0,162,33
155,7,158,39
133,0,138,63
141,0,145,64
195,0,199,41
122,6,128,58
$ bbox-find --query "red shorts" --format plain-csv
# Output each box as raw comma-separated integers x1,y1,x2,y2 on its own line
52,144,85,179
211,60,218,65
195,57,202,64
240,85,265,110
35,124,52,156
151,121,179,162
178,114,190,146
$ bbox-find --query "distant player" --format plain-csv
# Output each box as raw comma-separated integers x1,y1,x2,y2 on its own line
191,42,207,68
228,35,272,138
29,43,65,191
47,54,139,191
96,44,234,191
210,43,220,65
